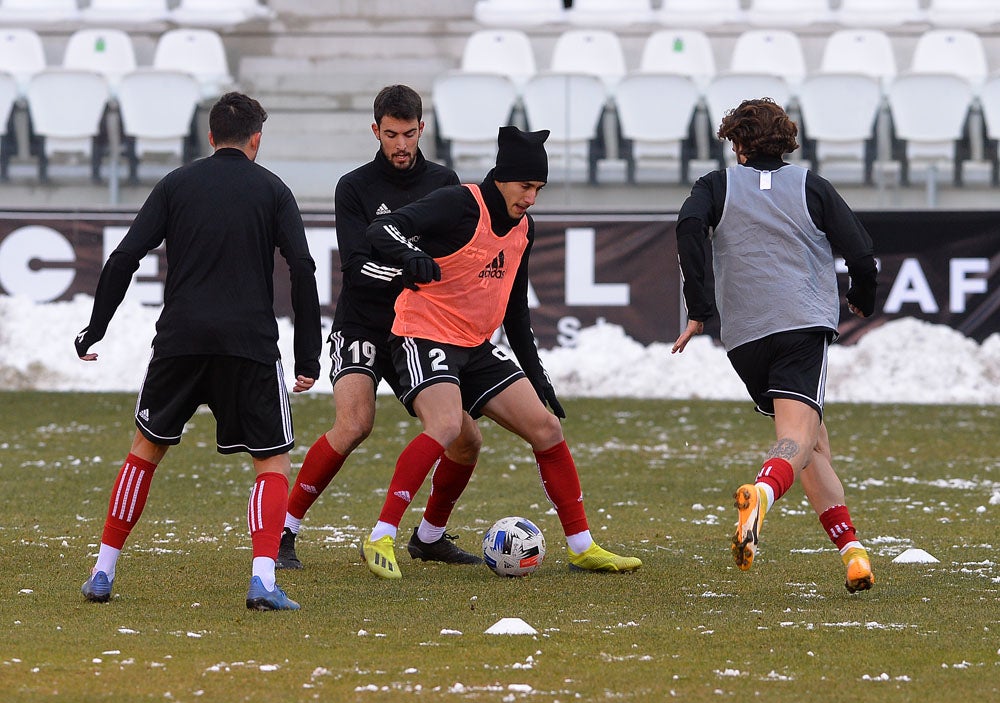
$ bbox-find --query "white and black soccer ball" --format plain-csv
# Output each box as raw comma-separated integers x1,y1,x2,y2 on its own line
482,516,546,577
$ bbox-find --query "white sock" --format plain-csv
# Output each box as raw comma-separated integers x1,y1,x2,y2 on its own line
369,521,398,542
566,530,593,554
839,540,864,556
94,543,121,581
416,519,446,544
756,482,775,511
283,514,301,533
252,557,276,591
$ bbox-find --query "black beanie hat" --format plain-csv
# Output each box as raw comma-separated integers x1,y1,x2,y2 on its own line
494,126,549,183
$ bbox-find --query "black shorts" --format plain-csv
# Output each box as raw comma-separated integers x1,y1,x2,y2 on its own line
327,328,403,396
135,355,294,458
390,336,525,419
727,329,831,420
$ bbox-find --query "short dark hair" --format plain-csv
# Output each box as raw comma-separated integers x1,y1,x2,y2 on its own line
209,92,268,145
373,85,422,125
717,98,799,160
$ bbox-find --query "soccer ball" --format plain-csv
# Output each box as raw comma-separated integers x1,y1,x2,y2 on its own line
482,516,546,577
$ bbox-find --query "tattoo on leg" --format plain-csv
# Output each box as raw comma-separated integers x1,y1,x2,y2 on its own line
767,438,800,461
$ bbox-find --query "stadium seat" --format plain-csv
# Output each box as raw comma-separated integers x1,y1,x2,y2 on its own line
521,72,607,183
819,29,897,91
655,0,743,27
975,75,1000,184
0,70,17,179
910,29,989,94
472,0,566,26
550,30,627,93
62,28,137,96
797,73,882,182
887,73,974,186
26,68,110,182
0,27,46,96
614,72,700,183
836,0,924,27
926,0,1000,28
745,0,833,27
82,0,170,24
729,30,807,93
567,0,653,27
0,0,80,24
170,0,274,27
117,69,201,183
705,73,792,166
460,29,536,93
638,29,715,93
153,28,234,100
431,71,517,173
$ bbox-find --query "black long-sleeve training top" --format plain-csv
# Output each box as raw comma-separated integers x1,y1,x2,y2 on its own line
332,148,459,335
79,147,322,379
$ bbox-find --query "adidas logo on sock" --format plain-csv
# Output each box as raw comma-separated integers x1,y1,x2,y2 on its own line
393,490,412,503
138,408,149,422
375,203,391,216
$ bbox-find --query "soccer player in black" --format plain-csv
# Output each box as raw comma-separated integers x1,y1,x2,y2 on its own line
278,85,483,569
75,92,321,611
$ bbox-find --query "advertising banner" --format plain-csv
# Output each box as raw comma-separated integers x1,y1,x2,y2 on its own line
0,209,996,348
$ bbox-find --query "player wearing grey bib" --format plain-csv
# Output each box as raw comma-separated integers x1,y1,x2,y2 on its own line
672,98,878,593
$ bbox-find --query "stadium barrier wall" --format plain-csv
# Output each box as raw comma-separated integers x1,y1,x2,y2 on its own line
0,210,997,349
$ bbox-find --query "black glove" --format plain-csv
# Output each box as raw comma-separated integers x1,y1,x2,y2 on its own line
75,327,95,357
401,255,441,291
846,261,878,318
540,381,566,419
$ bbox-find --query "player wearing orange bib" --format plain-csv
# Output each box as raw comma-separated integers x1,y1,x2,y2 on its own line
358,126,642,579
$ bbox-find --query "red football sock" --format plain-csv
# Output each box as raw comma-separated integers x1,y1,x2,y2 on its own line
101,453,158,550
377,433,444,528
534,440,589,536
287,434,347,519
423,455,476,528
248,472,289,559
819,504,858,551
755,457,795,503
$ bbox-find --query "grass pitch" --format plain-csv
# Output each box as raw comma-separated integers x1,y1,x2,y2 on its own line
1,391,998,702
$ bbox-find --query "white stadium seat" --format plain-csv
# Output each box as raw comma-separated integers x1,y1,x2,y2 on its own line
82,0,170,24
820,29,897,90
910,29,989,94
888,73,974,185
745,0,832,27
472,0,565,27
26,68,111,182
615,72,700,183
153,28,234,100
521,72,608,183
550,29,627,93
567,0,653,27
639,29,715,93
432,71,518,174
655,0,743,27
170,0,273,27
729,30,807,93
117,69,202,182
836,0,924,27
0,69,18,179
62,28,137,96
460,29,536,93
926,0,1000,28
0,0,80,24
0,27,46,96
798,73,882,182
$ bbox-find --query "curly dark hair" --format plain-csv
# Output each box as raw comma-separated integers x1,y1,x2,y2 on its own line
717,98,799,160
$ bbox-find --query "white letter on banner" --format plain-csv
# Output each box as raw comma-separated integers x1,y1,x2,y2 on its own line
0,226,75,302
883,258,938,313
564,227,629,306
102,226,162,306
305,227,338,307
949,258,988,313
